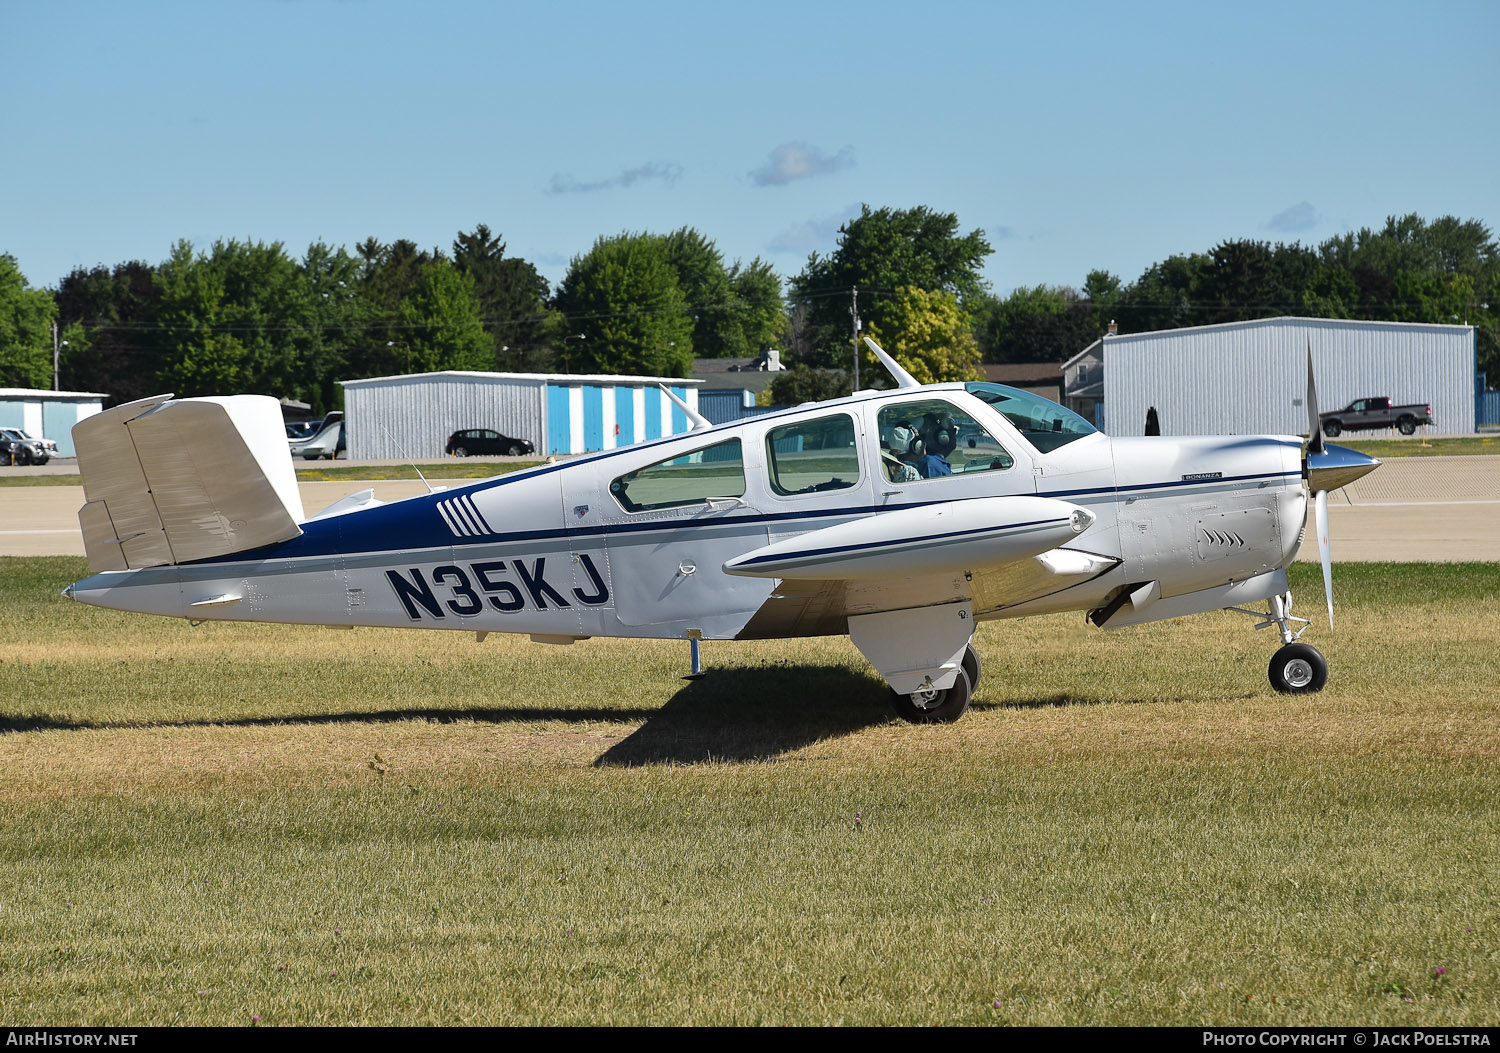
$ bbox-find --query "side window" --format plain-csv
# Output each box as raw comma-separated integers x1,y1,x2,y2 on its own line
766,414,860,497
877,398,1014,483
610,438,745,513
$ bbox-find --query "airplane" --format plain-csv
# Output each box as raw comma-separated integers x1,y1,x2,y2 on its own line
62,339,1380,724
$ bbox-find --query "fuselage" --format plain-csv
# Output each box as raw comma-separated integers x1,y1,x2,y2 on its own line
67,382,1309,642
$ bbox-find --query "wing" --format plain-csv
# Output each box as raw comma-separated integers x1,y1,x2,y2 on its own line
727,495,1118,639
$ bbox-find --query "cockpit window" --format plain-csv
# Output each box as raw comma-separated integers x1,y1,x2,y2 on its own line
609,438,745,513
877,398,1014,483
964,382,1097,452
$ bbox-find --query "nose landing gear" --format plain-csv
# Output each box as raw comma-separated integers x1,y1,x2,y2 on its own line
1228,589,1329,694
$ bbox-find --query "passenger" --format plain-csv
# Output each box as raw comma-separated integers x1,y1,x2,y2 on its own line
881,421,922,483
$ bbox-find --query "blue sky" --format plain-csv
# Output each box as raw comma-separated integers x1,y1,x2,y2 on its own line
3,0,1496,298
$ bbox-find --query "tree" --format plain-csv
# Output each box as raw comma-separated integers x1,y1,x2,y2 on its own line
0,255,57,389
789,205,992,366
726,257,785,359
553,234,694,376
298,241,367,412
353,237,445,377
396,260,493,373
767,364,852,406
973,285,1099,364
54,260,160,404
860,286,982,384
452,223,555,372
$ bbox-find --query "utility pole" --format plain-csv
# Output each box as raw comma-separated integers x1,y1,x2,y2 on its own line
51,323,60,390
850,286,861,393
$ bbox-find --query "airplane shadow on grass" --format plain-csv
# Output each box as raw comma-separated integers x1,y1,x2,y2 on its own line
594,663,891,767
0,664,894,765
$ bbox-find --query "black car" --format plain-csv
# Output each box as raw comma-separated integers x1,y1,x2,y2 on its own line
446,429,535,457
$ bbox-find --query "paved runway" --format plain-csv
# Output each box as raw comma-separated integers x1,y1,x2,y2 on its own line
2,458,1496,561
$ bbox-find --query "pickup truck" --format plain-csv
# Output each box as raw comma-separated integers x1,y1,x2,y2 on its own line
0,426,59,465
1320,397,1433,437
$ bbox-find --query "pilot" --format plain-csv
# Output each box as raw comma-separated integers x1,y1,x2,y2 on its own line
911,412,956,478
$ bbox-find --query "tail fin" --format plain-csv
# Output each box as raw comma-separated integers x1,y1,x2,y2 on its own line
74,395,305,572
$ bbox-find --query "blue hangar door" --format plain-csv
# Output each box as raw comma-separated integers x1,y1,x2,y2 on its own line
547,385,571,455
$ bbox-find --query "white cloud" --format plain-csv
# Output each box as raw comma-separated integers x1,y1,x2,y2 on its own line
547,161,684,195
750,142,855,187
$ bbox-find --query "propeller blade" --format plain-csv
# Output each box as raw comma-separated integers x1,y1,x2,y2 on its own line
1315,488,1333,630
1144,406,1160,436
1306,342,1325,456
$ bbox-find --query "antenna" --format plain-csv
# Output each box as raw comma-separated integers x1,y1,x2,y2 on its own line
862,337,920,389
659,384,712,431
379,421,436,493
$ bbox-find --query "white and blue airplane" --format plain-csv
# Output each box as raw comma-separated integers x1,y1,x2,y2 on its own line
64,339,1379,723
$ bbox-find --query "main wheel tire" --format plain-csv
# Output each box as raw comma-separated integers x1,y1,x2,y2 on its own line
506,444,522,456
1323,420,1341,438
889,667,973,724
1397,417,1416,436
961,644,981,694
1268,642,1328,694
453,446,468,458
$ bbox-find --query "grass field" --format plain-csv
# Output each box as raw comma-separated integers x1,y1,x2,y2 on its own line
1,557,1497,1025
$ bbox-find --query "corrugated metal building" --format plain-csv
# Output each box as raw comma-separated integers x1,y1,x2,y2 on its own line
0,388,107,456
1063,318,1476,436
340,371,705,459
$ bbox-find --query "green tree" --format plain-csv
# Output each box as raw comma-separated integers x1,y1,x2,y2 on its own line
397,260,492,373
298,241,367,411
973,285,1099,364
353,237,445,377
553,233,694,376
861,286,982,384
726,257,785,359
789,205,992,366
767,363,852,406
0,255,57,389
54,260,160,404
452,223,555,372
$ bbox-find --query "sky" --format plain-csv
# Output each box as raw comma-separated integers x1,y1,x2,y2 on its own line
3,0,1497,300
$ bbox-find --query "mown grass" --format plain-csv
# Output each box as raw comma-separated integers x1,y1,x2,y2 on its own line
1340,435,1500,458
0,557,1496,1025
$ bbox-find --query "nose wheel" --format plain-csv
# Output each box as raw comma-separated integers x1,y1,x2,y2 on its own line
1268,641,1328,694
1228,588,1330,695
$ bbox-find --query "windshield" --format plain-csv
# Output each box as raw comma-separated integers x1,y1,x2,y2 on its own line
964,383,1096,453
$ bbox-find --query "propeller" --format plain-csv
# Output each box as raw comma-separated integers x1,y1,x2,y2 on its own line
1302,342,1380,629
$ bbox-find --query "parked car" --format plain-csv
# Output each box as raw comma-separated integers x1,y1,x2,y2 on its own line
446,429,535,457
0,427,59,466
1320,397,1433,437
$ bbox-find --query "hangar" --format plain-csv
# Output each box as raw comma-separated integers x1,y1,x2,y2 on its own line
341,370,705,460
1062,317,1477,436
0,387,106,456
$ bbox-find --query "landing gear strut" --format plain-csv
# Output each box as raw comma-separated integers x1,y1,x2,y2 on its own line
1227,589,1328,694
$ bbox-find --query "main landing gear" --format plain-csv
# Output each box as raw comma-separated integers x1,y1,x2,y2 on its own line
1228,589,1329,694
888,644,981,724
